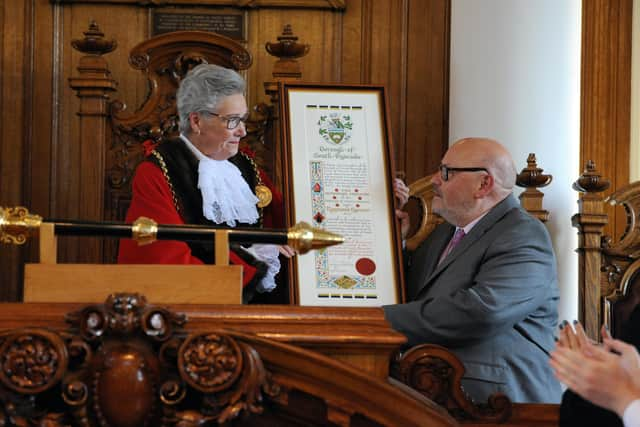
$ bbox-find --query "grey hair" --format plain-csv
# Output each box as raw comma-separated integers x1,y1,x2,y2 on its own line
176,64,246,133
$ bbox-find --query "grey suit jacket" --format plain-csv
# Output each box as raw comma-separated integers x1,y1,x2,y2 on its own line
384,195,562,403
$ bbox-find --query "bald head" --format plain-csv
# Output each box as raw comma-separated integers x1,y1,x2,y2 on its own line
431,137,517,226
449,138,517,197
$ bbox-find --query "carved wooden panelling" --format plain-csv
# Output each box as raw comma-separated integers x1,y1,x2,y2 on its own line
0,0,451,300
0,294,457,426
51,0,347,9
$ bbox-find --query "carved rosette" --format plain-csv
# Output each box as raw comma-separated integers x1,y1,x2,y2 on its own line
129,53,149,70
231,50,252,70
0,329,67,394
178,334,267,423
179,333,242,393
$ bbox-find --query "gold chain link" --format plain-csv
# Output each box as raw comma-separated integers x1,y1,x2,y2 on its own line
150,150,180,213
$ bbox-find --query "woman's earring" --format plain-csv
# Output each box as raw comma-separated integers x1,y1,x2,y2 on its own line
196,128,201,136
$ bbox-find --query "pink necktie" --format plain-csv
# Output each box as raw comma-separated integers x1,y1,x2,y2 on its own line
438,228,465,265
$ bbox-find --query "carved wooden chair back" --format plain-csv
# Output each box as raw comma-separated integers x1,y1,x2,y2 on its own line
600,181,640,339
572,163,640,339
403,153,552,251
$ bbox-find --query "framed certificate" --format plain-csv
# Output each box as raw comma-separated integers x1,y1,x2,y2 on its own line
279,83,405,306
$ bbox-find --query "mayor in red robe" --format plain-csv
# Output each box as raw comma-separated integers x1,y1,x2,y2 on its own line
118,63,291,303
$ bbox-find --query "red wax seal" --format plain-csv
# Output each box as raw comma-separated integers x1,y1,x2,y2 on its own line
355,258,376,276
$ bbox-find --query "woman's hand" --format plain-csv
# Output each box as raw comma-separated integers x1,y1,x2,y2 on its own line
278,245,296,258
556,320,592,352
393,178,411,239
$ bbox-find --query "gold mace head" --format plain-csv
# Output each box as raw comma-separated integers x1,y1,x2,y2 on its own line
0,206,43,245
286,221,344,254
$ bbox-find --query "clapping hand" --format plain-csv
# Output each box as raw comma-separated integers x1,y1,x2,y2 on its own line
550,321,640,417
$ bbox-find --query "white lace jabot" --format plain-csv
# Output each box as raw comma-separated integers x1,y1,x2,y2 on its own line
180,134,259,227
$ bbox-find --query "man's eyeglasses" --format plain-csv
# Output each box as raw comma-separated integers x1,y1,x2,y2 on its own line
200,111,249,130
439,164,488,182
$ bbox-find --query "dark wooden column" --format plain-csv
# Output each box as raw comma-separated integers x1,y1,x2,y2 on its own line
581,0,632,240
572,161,610,340
68,21,117,262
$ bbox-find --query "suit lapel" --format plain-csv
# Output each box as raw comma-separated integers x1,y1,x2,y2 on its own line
408,224,453,300
413,195,520,299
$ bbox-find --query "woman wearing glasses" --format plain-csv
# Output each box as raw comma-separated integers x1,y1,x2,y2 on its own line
118,64,292,302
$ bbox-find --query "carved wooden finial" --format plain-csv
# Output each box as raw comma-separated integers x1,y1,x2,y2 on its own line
516,153,552,222
69,21,118,85
516,153,552,189
573,160,611,193
71,20,117,56
265,25,310,80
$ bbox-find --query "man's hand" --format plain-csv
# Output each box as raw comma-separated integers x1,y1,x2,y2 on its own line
393,178,410,208
393,178,411,239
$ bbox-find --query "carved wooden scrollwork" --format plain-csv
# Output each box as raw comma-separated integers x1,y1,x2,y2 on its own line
403,175,444,251
0,295,463,426
0,293,271,427
603,181,640,258
391,344,512,423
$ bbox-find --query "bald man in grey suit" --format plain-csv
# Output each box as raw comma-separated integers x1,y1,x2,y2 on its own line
384,138,562,403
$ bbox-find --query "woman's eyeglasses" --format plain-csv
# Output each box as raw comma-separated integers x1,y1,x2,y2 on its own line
200,111,249,130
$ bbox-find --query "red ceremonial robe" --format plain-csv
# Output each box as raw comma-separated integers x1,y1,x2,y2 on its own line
118,140,284,295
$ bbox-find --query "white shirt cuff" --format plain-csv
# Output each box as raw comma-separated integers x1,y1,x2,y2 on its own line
622,399,640,427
